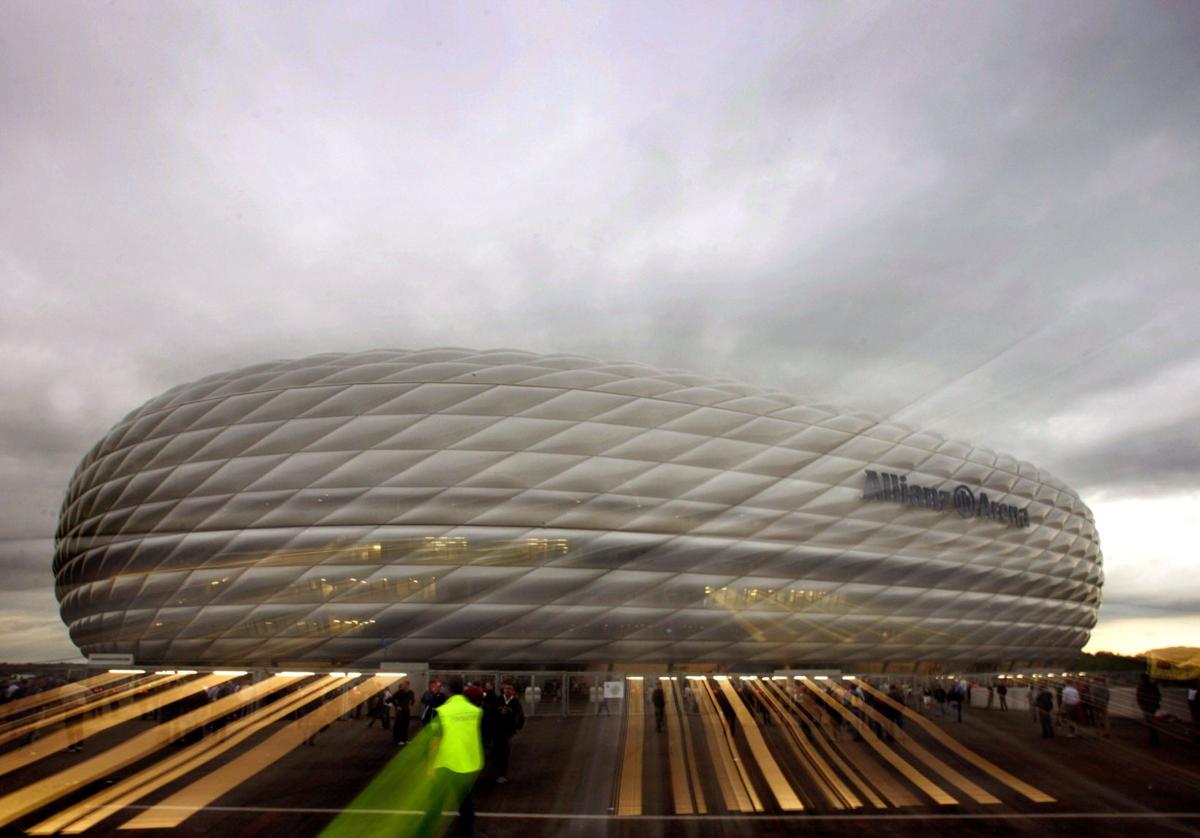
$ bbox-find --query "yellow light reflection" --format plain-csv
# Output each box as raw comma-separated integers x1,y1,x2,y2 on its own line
0,673,181,750
616,677,644,816
712,678,804,811
31,675,342,834
119,675,398,829
0,673,237,828
853,679,1055,804
0,673,124,725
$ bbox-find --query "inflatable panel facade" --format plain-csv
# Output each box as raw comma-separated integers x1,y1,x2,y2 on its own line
54,349,1102,667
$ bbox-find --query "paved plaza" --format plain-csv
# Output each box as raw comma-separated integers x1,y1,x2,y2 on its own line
0,672,1197,836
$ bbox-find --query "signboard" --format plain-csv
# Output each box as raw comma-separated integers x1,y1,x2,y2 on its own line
602,681,624,699
862,469,1030,528
88,654,134,666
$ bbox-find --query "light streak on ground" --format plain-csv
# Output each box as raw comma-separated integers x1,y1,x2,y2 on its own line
772,679,890,809
26,674,337,834
661,679,696,814
0,673,237,828
692,679,759,812
757,678,860,809
712,678,805,811
666,679,707,814
828,681,1000,805
853,679,1055,804
0,672,126,726
119,675,397,829
317,723,477,838
615,677,644,816
0,673,208,779
0,672,1067,831
800,677,954,806
54,804,1200,822
0,674,177,748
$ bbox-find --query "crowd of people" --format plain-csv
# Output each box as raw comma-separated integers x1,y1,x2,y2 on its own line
1028,676,1113,738
367,676,526,784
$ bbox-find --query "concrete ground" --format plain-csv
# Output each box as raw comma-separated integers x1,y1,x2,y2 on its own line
3,690,1199,837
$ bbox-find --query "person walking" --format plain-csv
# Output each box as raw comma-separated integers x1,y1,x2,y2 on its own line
1136,673,1162,746
997,682,1008,710
1036,685,1055,738
1188,680,1199,744
481,681,498,750
948,683,964,723
392,680,414,746
1090,676,1111,738
366,692,389,729
419,676,483,837
652,683,666,733
491,681,524,784
1060,681,1081,737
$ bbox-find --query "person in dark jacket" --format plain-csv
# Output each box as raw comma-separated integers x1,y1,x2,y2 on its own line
420,679,446,727
491,681,525,783
366,692,389,729
481,681,499,749
1136,673,1162,746
391,680,414,746
1035,685,1055,738
947,684,964,723
651,684,666,733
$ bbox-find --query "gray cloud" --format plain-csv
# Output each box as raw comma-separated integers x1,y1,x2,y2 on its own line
2,0,1198,659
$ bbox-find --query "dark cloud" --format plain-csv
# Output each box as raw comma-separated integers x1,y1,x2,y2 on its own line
1055,414,1200,496
2,0,1198,658
1098,597,1200,622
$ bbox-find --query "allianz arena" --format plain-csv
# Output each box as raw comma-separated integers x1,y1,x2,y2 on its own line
54,348,1102,669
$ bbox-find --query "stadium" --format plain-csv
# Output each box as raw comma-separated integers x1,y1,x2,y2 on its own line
53,348,1103,670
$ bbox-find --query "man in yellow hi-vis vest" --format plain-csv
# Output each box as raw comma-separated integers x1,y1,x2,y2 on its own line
418,675,483,837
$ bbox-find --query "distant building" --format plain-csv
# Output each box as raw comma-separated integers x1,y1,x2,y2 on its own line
54,349,1102,670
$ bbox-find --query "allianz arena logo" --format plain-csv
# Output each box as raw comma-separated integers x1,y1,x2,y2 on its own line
862,470,1031,528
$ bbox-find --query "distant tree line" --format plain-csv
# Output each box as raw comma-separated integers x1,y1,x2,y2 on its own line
1072,651,1146,671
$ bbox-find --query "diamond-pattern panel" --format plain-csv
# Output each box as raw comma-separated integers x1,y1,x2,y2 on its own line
54,348,1102,666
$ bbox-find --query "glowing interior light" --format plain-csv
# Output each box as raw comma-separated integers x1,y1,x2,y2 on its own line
276,671,315,677
376,672,407,677
214,670,248,676
813,675,829,681
108,669,145,674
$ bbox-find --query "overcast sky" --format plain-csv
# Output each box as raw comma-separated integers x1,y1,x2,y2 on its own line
2,1,1197,661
